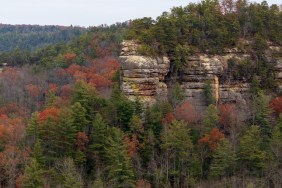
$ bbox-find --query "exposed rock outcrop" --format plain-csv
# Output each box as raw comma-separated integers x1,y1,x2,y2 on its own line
271,45,282,90
179,53,251,120
119,40,282,120
120,40,170,104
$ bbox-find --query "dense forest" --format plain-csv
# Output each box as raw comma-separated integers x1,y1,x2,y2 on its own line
0,0,282,188
0,24,86,53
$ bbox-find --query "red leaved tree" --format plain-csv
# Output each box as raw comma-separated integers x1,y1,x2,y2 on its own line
0,116,29,187
175,100,199,124
162,112,176,125
218,103,237,129
124,134,140,158
63,52,76,63
76,132,89,152
38,107,60,123
198,128,225,151
25,84,40,99
270,96,282,115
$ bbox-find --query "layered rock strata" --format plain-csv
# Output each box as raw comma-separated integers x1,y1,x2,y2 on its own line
119,40,282,120
120,40,170,104
179,53,251,120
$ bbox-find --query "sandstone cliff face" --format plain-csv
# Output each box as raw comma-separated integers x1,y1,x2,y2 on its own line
120,40,170,104
119,40,282,120
270,45,282,90
179,53,251,120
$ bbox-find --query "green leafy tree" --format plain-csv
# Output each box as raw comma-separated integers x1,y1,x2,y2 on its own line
89,114,109,161
253,33,268,51
203,82,215,106
238,125,266,173
116,98,134,130
55,109,77,157
32,108,77,161
250,75,261,96
90,177,105,188
129,115,144,140
32,140,45,167
72,80,102,123
57,158,83,188
172,82,185,107
162,120,193,187
22,159,44,188
270,115,282,166
203,104,219,132
110,83,135,129
26,112,40,141
209,139,235,179
174,44,191,72
71,102,88,132
105,128,135,188
253,91,272,141
133,97,143,116
45,90,57,108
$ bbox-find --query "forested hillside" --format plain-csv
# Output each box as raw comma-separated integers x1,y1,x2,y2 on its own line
0,24,85,53
0,1,282,188
0,24,126,67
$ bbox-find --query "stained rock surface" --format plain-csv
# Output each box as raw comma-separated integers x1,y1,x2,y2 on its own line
120,40,282,120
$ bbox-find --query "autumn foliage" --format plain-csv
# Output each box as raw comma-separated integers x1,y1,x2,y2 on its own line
60,84,73,100
66,58,119,89
198,128,225,151
76,132,89,151
270,96,282,115
218,103,237,128
175,100,199,124
25,84,40,99
124,134,141,158
38,107,60,123
136,179,151,188
48,83,58,93
0,103,28,118
0,115,29,186
63,52,76,62
162,112,175,125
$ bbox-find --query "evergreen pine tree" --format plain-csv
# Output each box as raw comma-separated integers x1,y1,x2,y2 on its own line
203,104,220,132
253,91,272,140
209,139,235,179
238,125,266,173
57,158,83,188
71,102,88,132
32,140,45,167
105,128,135,188
22,159,44,188
172,82,185,107
203,82,215,106
72,80,98,122
56,109,77,157
90,113,109,160
270,115,282,165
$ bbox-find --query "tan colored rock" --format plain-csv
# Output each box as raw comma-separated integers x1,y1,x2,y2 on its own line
120,40,139,56
120,40,170,104
178,53,252,119
120,40,282,121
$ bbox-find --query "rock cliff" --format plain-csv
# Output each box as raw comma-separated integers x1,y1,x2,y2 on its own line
119,40,282,120
179,53,254,121
120,40,170,103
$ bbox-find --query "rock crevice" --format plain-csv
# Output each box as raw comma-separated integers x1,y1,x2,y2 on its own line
119,40,282,120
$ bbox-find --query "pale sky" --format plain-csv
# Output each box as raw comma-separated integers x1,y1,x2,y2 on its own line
0,0,280,27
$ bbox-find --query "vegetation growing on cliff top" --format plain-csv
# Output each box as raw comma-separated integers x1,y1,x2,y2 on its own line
126,0,281,91
126,0,282,56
